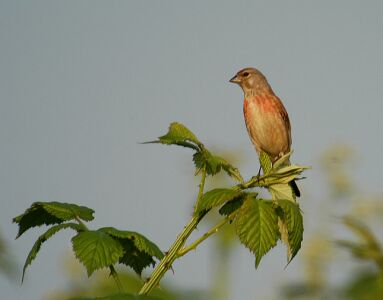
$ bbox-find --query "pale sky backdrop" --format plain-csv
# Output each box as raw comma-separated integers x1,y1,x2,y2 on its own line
1,1,383,299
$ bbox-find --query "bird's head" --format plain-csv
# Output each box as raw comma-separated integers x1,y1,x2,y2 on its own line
229,67,272,96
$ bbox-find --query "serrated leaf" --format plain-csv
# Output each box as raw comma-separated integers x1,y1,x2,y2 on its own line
193,151,221,175
235,197,279,267
219,197,245,216
99,227,163,259
13,203,63,238
13,202,94,238
118,239,156,275
72,230,124,276
269,183,296,202
276,200,304,261
22,223,81,282
215,155,244,183
146,122,201,150
259,152,272,175
98,227,163,275
273,151,293,170
41,202,94,222
193,150,243,182
195,188,245,215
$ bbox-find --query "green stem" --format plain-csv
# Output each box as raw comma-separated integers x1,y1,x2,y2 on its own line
109,265,124,293
178,216,231,257
74,216,89,231
138,214,205,295
234,174,267,191
194,168,207,214
139,169,208,295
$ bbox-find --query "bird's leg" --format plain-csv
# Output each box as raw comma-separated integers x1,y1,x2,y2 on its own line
256,164,262,178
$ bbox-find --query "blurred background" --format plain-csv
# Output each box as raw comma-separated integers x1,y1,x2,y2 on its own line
1,1,383,299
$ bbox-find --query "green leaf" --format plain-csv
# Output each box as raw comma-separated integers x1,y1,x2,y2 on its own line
118,239,155,275
259,151,272,175
219,197,245,216
193,150,243,182
72,230,124,276
145,122,201,150
22,223,81,282
214,155,244,183
98,227,163,275
13,203,63,238
41,202,94,222
269,183,296,202
195,188,245,215
234,197,279,267
273,151,292,170
276,200,304,261
13,202,94,238
99,227,163,260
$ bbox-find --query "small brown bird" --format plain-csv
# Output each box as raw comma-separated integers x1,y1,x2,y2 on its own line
230,67,300,197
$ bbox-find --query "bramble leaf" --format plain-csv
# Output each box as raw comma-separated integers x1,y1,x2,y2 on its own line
13,202,94,238
98,227,163,275
273,151,293,169
72,230,124,276
99,228,163,259
193,150,243,182
269,183,296,202
42,202,94,222
22,223,81,282
145,122,201,150
195,188,245,215
276,200,303,261
219,197,246,216
235,197,279,267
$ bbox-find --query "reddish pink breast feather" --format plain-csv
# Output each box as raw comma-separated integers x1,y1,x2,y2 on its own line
254,95,278,112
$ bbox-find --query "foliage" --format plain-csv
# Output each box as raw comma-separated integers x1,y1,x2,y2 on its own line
14,122,308,299
13,202,163,283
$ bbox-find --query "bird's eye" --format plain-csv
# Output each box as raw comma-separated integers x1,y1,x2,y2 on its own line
243,72,249,77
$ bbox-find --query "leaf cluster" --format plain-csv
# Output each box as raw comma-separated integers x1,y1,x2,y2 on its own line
13,202,163,281
13,122,308,298
147,122,243,183
147,122,307,267
195,188,303,266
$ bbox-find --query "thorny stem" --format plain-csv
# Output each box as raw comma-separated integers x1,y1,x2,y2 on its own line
194,168,207,214
177,214,234,257
139,169,208,295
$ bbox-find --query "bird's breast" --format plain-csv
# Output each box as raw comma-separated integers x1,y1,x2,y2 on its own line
243,96,290,159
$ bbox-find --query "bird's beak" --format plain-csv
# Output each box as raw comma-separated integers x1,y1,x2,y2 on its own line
229,74,240,84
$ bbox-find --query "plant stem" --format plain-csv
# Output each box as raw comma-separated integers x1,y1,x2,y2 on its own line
177,216,231,257
74,216,89,231
194,168,207,215
138,214,204,295
138,169,207,295
109,265,124,293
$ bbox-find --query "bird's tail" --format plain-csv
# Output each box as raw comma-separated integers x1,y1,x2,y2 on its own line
289,180,301,197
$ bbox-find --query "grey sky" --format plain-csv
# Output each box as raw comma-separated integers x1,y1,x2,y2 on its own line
1,1,383,299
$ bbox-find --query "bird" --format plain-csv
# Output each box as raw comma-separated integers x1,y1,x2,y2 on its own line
229,67,300,197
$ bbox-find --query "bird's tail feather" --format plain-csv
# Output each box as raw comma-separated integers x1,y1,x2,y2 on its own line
289,180,301,197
